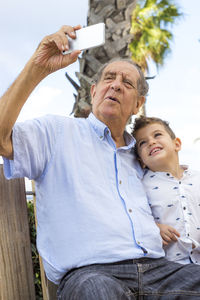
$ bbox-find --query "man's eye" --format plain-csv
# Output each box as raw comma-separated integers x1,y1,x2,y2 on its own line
104,76,114,80
124,80,134,88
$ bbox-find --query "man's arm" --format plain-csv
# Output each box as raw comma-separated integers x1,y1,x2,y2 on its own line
0,25,81,159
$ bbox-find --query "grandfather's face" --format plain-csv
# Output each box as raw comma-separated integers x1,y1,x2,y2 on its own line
90,61,145,125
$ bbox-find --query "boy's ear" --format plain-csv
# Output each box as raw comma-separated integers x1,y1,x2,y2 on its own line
134,145,146,168
174,137,182,152
137,156,146,169
140,161,147,169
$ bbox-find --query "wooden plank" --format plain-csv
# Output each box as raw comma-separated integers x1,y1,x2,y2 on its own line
32,181,58,300
0,164,35,300
47,279,58,300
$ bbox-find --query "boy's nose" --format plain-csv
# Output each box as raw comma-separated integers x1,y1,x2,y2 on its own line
148,138,156,146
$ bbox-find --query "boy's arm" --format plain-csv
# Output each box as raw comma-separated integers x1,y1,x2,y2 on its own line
156,223,180,246
0,25,81,159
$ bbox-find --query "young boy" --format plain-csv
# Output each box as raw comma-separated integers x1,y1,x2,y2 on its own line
132,116,200,264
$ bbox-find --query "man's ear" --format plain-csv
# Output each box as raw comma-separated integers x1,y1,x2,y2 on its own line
137,96,145,109
133,96,145,115
174,137,182,152
90,84,96,104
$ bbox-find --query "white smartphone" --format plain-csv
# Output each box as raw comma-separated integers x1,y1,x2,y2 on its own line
63,23,105,55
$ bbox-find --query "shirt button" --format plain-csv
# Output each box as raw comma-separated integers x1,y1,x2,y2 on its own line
128,209,132,213
100,135,103,139
119,180,122,184
183,207,186,210
179,181,181,184
137,241,140,245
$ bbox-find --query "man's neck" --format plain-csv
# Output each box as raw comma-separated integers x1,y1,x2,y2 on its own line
97,115,127,148
111,130,126,148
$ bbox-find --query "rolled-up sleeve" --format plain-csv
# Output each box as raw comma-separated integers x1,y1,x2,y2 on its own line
3,115,59,181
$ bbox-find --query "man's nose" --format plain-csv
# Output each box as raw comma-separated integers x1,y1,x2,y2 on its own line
110,78,122,91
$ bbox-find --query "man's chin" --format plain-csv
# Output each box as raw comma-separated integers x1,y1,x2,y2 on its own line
97,108,120,120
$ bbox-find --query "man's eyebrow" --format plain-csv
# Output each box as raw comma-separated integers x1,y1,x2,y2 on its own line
103,71,116,76
103,71,136,86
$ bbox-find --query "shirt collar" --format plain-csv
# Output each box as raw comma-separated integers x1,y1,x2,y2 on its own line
181,165,191,176
145,165,191,179
88,113,108,140
87,113,135,149
123,131,136,149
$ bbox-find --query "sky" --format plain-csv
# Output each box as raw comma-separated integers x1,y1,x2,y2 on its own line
0,0,200,171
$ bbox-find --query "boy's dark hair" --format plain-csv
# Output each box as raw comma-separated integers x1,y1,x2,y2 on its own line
132,116,176,141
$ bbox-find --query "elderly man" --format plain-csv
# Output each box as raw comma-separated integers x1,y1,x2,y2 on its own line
1,25,200,300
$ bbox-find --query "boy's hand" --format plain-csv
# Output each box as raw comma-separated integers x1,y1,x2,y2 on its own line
156,223,180,246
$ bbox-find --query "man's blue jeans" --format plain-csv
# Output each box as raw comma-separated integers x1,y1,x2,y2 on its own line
57,257,200,299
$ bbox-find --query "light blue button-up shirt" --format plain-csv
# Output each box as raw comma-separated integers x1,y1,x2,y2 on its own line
3,113,164,284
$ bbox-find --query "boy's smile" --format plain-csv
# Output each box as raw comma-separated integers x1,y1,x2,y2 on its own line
149,146,163,156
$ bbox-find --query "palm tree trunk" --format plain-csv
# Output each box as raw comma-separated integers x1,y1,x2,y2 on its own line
66,0,138,118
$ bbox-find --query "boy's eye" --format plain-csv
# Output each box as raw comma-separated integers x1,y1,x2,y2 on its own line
138,140,146,147
154,132,162,137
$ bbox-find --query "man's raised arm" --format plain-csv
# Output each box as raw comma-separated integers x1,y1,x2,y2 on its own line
0,25,81,159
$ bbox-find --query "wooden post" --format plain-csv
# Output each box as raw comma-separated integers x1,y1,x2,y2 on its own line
0,164,35,300
32,181,58,300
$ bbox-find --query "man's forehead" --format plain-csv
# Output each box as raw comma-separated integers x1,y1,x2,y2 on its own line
103,61,140,78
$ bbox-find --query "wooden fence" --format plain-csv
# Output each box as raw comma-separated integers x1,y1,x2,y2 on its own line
0,164,57,300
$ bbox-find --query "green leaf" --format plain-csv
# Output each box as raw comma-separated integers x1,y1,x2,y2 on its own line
130,0,182,72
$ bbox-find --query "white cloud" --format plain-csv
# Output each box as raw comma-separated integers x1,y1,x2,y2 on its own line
18,86,63,121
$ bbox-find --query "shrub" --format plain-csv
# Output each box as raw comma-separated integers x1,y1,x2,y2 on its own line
27,200,43,299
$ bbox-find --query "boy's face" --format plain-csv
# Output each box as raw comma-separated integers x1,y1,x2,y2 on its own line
135,123,181,171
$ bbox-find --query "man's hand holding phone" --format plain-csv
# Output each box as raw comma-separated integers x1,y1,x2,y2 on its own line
32,23,105,75
32,25,82,75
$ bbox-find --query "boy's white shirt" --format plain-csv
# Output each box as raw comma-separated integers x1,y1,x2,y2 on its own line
143,165,200,264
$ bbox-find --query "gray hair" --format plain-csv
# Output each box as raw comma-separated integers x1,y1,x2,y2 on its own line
93,58,149,97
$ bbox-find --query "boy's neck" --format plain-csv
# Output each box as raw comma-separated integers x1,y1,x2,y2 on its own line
151,161,184,179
